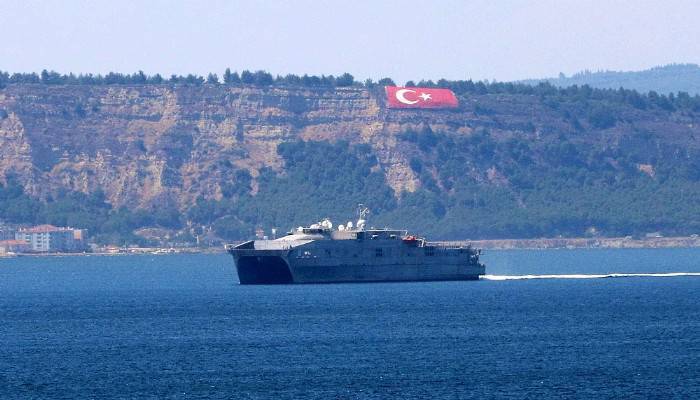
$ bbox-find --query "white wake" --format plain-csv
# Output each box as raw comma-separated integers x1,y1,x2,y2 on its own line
482,272,700,281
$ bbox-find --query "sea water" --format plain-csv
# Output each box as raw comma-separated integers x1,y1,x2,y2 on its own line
1,248,698,399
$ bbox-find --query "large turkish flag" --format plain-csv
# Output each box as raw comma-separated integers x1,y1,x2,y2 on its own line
385,86,459,109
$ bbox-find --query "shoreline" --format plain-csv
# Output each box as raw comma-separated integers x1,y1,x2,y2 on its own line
462,236,700,250
0,247,227,258
3,236,700,258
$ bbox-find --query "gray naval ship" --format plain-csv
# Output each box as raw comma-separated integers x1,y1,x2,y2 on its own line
226,206,485,284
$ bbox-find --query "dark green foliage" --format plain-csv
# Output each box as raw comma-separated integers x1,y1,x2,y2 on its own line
40,69,62,84
150,74,164,84
221,169,252,198
240,70,254,84
626,90,647,109
186,140,397,240
416,127,438,151
279,74,302,86
335,73,355,87
253,70,274,85
301,74,321,86
212,215,248,240
42,190,111,232
474,104,495,115
409,157,423,173
161,167,183,188
0,177,43,223
30,142,61,172
159,130,194,169
186,134,700,239
183,74,205,85
134,140,147,152
133,71,147,84
399,127,439,151
206,73,219,84
74,103,86,118
223,68,238,84
151,206,182,230
0,180,183,244
398,129,418,143
385,129,700,239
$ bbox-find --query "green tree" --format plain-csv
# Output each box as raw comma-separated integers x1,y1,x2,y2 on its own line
240,70,254,84
336,72,354,87
588,104,616,129
133,70,147,84
223,68,241,84
253,70,273,85
207,73,220,84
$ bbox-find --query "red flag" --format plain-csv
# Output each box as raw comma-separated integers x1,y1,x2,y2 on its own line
385,86,459,109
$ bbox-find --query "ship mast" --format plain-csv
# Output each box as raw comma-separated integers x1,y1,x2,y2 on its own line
356,204,370,231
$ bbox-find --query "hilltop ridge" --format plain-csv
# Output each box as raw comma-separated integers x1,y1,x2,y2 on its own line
522,64,700,95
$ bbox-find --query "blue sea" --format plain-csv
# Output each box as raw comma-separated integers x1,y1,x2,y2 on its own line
1,248,699,399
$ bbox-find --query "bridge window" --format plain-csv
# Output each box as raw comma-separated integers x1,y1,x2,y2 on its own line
375,248,383,257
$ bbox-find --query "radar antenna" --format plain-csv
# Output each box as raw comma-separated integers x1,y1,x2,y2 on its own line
356,204,370,231
357,204,370,219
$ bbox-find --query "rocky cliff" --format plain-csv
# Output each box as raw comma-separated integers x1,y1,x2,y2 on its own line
0,85,385,208
0,84,527,206
2,83,700,239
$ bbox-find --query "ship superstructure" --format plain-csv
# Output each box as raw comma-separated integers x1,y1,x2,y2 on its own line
225,206,485,284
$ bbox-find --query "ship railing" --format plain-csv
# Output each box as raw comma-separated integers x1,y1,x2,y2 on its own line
224,242,290,251
224,240,307,251
426,241,473,249
252,241,308,250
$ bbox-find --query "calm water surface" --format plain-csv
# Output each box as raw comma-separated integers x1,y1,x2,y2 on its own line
1,248,699,399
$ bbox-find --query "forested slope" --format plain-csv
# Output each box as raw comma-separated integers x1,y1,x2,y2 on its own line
523,64,700,95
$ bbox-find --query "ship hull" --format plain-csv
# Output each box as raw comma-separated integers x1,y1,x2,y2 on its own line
235,255,294,284
231,253,484,284
289,264,482,284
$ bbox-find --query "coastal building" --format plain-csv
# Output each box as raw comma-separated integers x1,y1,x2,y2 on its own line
0,239,30,254
15,225,88,253
0,227,17,241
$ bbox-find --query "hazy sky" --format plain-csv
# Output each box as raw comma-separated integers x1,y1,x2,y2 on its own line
2,0,700,84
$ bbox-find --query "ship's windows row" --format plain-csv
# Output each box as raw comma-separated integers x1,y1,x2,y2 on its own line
299,248,417,258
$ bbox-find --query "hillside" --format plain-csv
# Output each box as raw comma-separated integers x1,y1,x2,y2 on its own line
522,64,700,95
1,77,700,243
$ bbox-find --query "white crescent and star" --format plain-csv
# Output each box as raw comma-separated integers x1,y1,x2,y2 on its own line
395,89,418,104
395,89,432,105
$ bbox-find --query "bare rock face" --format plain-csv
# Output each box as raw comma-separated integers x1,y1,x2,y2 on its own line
0,84,422,208
0,111,36,190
